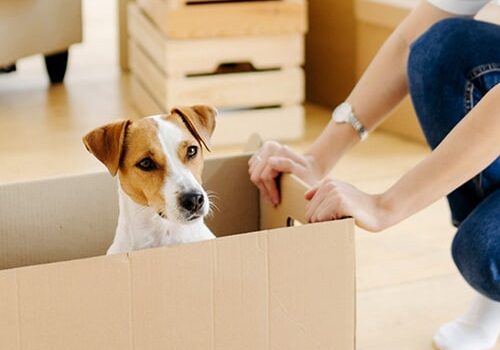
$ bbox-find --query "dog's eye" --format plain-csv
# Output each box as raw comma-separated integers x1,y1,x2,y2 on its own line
136,157,156,171
187,145,198,159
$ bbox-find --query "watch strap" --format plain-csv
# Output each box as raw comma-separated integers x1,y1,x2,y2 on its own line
348,113,369,141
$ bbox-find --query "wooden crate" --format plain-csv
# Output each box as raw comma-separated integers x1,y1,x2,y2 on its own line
136,0,307,39
128,2,305,145
130,77,304,146
129,40,304,109
128,2,305,77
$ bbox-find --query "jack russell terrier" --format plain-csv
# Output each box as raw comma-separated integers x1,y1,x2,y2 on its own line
83,105,217,254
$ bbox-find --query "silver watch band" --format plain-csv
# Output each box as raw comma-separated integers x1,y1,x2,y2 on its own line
348,114,368,141
332,102,369,141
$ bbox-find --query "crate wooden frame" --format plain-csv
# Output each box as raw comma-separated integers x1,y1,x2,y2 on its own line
128,3,305,110
128,2,305,77
136,0,307,38
130,76,305,146
128,2,305,145
129,40,304,109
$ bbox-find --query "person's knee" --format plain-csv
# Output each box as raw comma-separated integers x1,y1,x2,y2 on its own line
452,225,500,301
407,18,475,89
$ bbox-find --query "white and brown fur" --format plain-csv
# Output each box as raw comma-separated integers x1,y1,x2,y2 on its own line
83,105,217,254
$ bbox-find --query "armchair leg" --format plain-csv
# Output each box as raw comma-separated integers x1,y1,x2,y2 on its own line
0,63,16,74
44,50,69,84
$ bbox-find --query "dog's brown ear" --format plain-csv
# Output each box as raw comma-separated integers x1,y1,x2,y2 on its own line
171,105,217,151
82,120,130,176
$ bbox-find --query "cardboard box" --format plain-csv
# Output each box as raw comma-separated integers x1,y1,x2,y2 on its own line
0,153,355,349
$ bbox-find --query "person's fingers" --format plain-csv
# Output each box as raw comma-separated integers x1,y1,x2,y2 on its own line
305,185,328,222
248,156,259,174
250,154,268,186
304,185,319,200
314,200,336,222
268,156,302,175
309,194,330,223
248,152,263,174
281,145,307,165
255,180,272,204
260,166,280,205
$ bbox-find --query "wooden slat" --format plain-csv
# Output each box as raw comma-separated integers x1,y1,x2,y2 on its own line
137,0,307,38
213,106,304,145
151,0,306,11
129,40,304,109
128,2,304,76
130,74,304,145
130,76,164,116
182,0,305,4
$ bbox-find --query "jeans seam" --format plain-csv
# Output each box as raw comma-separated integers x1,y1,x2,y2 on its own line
464,81,475,113
467,63,500,80
464,63,500,113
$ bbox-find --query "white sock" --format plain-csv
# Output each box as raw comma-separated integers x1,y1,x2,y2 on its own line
433,293,500,350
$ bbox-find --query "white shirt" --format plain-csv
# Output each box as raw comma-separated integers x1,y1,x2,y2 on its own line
427,0,492,15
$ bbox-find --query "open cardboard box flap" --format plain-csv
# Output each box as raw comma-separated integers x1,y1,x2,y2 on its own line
0,153,355,350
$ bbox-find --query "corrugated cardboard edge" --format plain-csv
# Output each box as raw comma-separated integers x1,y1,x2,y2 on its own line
1,219,355,349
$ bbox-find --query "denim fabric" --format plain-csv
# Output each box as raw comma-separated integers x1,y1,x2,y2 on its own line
407,18,500,301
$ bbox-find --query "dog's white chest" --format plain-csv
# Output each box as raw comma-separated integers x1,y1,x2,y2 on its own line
107,187,215,255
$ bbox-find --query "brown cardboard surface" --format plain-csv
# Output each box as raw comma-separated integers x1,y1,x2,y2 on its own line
305,0,357,108
261,174,310,229
17,255,131,350
202,154,260,237
0,270,20,350
0,173,119,270
0,153,355,349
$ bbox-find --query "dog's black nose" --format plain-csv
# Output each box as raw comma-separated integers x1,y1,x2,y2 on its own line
179,192,204,213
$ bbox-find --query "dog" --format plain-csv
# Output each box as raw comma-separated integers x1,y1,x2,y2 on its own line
83,105,217,254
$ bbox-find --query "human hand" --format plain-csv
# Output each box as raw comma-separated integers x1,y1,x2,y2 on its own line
305,178,389,232
248,141,323,206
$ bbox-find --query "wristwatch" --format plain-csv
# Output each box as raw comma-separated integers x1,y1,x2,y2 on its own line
332,102,368,141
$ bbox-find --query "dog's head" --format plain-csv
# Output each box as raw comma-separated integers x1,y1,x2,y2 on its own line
83,105,217,224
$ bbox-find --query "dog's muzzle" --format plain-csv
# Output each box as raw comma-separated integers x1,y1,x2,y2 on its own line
179,191,205,219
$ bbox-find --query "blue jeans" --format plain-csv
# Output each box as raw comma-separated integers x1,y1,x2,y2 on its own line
407,18,500,301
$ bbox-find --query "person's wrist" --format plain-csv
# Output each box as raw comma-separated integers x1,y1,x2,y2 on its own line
303,152,328,179
373,192,399,231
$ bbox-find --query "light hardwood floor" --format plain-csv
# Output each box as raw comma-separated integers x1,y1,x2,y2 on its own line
0,1,497,349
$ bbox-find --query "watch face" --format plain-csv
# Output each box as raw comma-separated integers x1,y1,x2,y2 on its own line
333,103,351,123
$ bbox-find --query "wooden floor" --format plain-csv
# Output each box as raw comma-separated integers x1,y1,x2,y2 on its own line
1,1,497,349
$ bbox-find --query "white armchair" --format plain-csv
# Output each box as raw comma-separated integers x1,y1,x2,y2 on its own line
0,0,82,83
